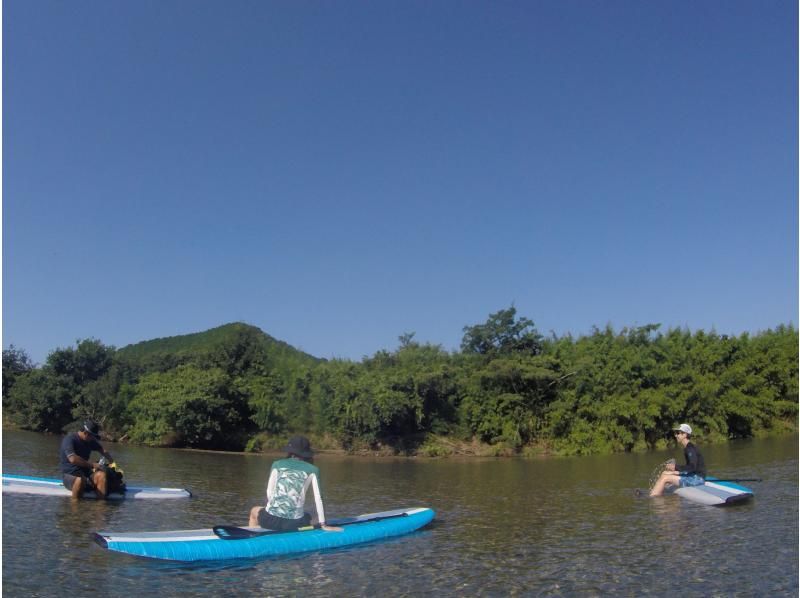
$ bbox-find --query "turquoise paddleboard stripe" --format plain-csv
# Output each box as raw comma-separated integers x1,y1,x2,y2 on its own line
705,477,754,494
3,474,62,483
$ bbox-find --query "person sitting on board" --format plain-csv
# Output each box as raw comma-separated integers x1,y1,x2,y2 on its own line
59,420,115,499
649,423,706,497
248,435,342,532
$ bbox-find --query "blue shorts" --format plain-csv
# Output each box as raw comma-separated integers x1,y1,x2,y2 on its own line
679,474,705,487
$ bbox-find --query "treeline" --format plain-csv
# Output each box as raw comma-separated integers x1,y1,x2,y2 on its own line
3,311,797,456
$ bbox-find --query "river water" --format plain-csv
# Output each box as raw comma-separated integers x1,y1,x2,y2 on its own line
2,430,797,596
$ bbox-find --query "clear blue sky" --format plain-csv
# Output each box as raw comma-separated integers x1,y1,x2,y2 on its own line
4,1,798,365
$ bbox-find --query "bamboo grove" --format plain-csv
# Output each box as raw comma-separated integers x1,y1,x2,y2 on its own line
3,309,797,456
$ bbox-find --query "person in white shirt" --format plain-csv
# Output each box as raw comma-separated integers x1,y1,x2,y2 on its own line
248,435,342,531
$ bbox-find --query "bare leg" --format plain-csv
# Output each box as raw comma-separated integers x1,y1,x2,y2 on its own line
249,506,262,527
650,471,681,497
92,471,108,499
71,476,85,500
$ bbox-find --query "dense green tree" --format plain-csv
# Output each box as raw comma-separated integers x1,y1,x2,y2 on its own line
461,306,543,356
542,324,799,454
5,369,74,433
281,366,316,433
205,324,270,376
127,365,243,449
72,365,131,437
460,354,560,447
245,374,287,433
309,360,383,448
2,345,34,404
2,317,796,457
47,339,115,387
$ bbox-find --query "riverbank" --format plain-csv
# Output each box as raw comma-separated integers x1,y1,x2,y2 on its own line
228,428,800,459
6,421,796,460
243,431,552,458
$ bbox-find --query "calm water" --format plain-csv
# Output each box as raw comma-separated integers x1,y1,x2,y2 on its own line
2,430,797,596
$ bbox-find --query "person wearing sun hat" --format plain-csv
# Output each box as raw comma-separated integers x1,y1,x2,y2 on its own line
248,435,342,532
649,423,707,496
59,420,115,499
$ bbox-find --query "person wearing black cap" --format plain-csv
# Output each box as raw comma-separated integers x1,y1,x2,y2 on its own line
59,420,115,499
649,423,706,497
248,435,342,532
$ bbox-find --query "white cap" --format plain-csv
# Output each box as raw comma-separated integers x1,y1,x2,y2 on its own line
673,423,692,435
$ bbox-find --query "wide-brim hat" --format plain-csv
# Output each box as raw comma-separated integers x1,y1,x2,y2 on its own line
284,435,313,458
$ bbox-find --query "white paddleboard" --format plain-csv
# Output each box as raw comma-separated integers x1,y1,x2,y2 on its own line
2,474,192,500
674,477,753,506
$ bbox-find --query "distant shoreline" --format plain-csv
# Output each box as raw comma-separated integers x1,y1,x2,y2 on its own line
8,425,795,460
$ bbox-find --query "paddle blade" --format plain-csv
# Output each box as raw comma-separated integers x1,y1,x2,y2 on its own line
213,524,316,540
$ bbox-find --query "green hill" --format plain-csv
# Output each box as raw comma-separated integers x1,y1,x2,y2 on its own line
116,322,321,374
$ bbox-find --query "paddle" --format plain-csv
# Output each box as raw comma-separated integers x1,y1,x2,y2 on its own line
214,524,317,539
213,512,409,540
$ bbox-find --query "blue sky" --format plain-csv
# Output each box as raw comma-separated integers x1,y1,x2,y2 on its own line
4,1,797,365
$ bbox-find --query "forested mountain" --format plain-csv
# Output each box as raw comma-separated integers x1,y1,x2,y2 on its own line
116,322,319,375
3,311,797,456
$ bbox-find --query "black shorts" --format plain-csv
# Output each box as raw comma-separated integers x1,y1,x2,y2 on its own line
62,473,95,492
257,509,312,531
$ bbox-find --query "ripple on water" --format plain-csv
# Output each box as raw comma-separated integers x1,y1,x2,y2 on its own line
2,431,798,596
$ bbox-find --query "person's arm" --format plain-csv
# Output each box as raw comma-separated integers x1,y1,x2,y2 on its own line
310,473,342,531
66,453,96,470
265,468,278,504
96,441,113,464
63,436,96,472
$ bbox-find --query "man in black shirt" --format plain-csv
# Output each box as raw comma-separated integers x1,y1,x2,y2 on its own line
59,420,115,499
649,423,706,497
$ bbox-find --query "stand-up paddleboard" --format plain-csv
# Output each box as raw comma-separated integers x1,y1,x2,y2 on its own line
2,474,192,500
94,507,435,561
674,477,754,506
